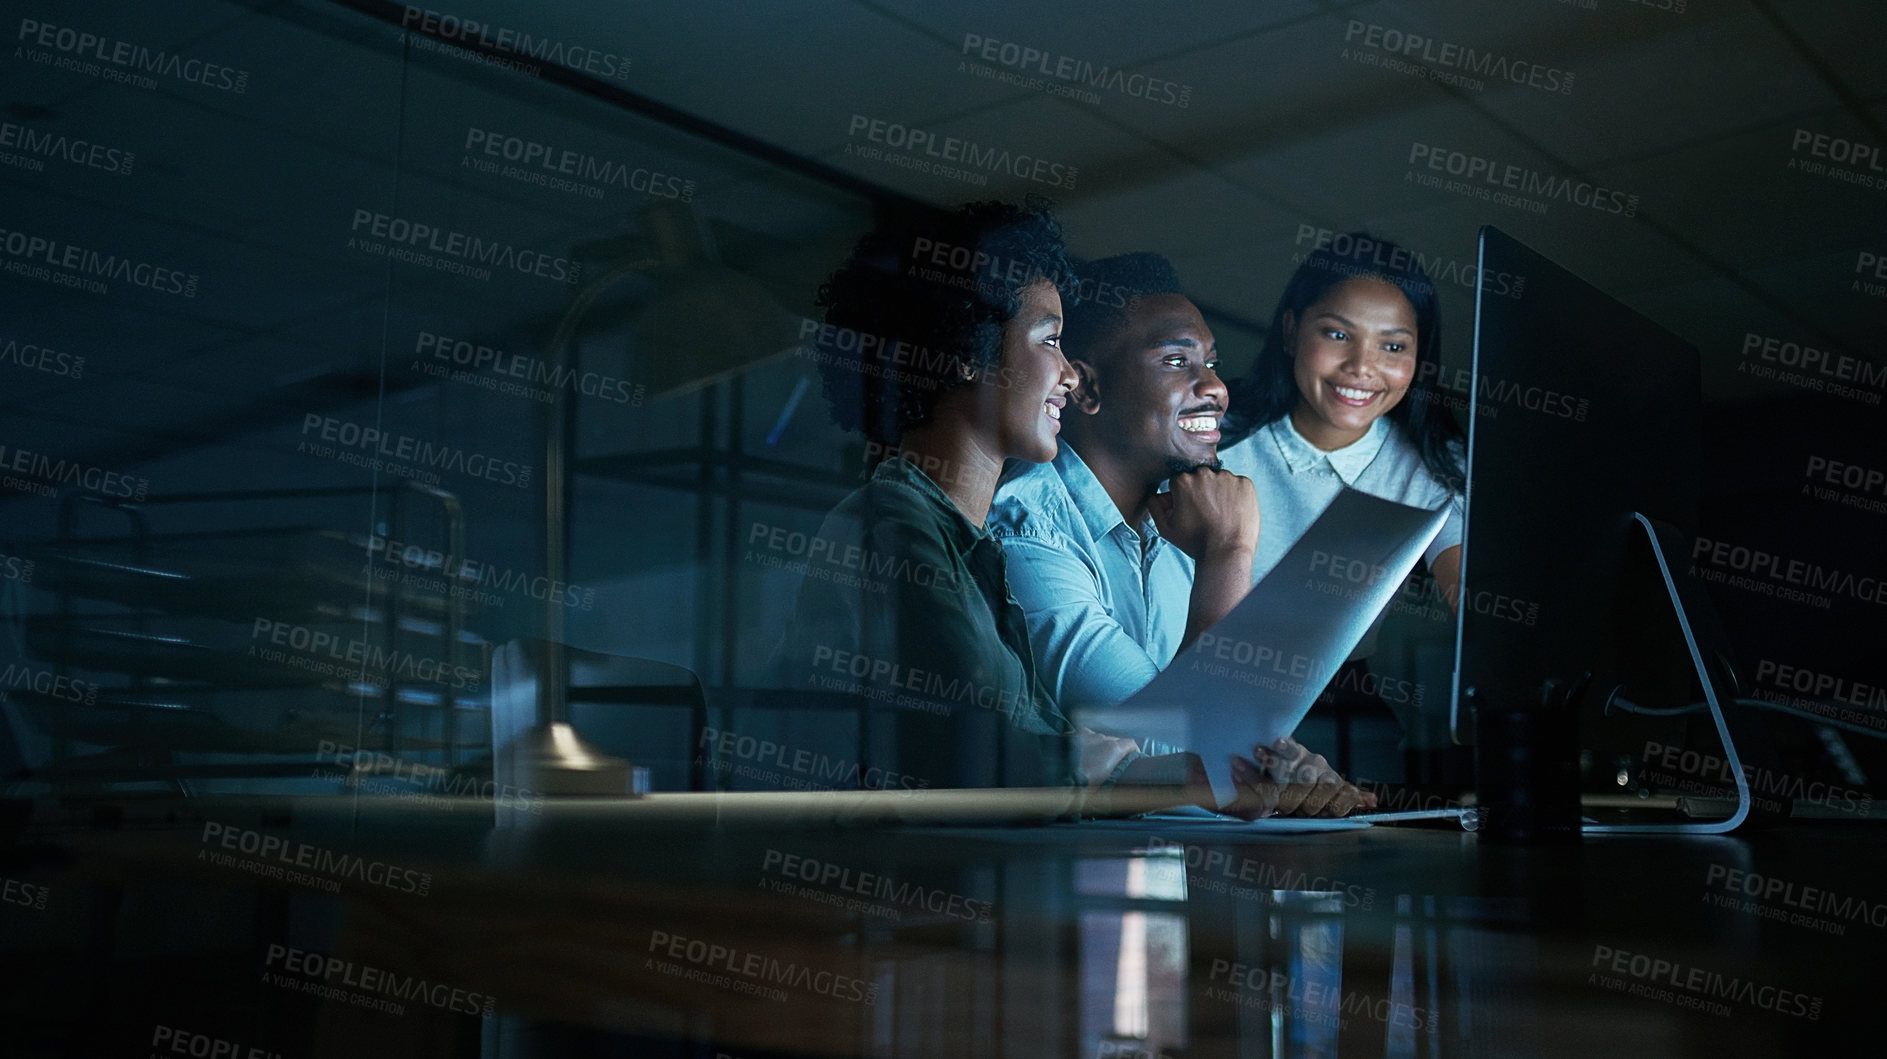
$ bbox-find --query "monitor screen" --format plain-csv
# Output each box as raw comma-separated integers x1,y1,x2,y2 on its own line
1452,227,1708,750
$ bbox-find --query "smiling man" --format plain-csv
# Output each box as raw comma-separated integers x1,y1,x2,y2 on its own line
989,253,1257,710
990,254,1370,814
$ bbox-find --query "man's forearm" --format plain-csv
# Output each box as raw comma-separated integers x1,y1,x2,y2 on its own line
1180,545,1255,648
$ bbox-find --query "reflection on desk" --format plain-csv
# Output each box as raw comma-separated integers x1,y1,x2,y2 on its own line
1,792,1877,1057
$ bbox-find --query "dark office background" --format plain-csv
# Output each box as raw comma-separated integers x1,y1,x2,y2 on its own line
7,0,1879,779
0,0,1883,1053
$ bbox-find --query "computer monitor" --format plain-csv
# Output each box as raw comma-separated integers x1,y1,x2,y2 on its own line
1449,226,1769,833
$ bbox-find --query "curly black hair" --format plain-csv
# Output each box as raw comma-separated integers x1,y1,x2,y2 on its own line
1060,251,1185,367
811,199,1077,447
1223,231,1464,489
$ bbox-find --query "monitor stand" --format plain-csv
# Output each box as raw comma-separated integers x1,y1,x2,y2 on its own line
1583,513,1771,834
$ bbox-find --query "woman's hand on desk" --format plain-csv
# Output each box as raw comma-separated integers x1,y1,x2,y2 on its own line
1092,741,1375,819
1228,738,1379,818
1227,756,1373,817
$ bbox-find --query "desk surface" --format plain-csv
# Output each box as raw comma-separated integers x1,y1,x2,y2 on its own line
2,792,1881,1058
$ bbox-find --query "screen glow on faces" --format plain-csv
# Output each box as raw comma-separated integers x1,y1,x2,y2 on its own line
1087,292,1225,475
1286,276,1418,451
991,279,1077,463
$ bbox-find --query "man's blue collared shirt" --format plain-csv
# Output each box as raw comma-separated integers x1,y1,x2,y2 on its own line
988,444,1195,712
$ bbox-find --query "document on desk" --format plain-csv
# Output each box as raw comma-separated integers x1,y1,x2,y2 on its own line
1138,808,1371,833
1065,817,1370,833
1117,488,1450,806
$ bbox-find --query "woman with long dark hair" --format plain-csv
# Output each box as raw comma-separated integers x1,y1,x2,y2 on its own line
1219,232,1466,606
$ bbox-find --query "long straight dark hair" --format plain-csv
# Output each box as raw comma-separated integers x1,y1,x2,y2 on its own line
1223,232,1464,490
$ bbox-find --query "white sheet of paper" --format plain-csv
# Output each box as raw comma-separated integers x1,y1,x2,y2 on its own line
1115,488,1450,806
1068,814,1372,833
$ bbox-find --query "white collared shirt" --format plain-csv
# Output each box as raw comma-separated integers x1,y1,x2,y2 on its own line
1219,416,1464,587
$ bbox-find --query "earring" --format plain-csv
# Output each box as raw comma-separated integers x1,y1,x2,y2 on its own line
959,365,978,382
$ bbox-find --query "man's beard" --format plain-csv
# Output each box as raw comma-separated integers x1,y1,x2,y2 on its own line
1166,456,1223,475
